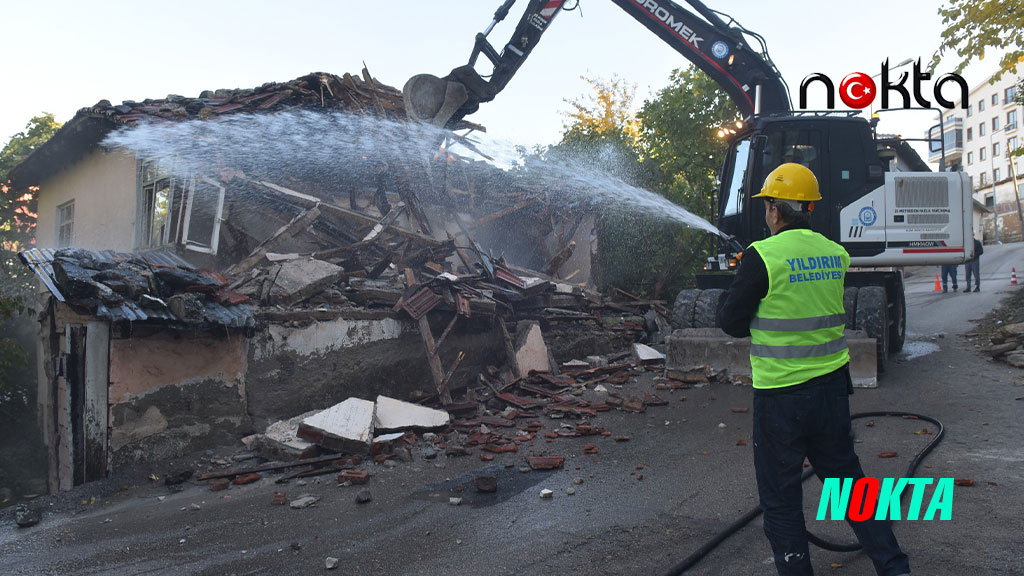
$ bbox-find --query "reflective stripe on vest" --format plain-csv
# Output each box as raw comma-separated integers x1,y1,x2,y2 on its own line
748,229,850,389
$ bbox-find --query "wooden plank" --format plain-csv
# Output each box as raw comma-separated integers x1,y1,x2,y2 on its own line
468,198,536,230
406,269,450,405
197,453,354,481
226,205,322,277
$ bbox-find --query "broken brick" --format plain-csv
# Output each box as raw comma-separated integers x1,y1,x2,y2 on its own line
271,492,288,505
208,478,230,492
582,445,599,454
622,398,646,413
337,469,370,485
528,455,565,470
232,472,262,485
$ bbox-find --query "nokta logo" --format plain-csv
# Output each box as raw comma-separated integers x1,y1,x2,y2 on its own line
816,477,954,521
799,59,967,110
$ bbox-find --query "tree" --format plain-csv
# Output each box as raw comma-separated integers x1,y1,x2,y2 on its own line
539,71,739,299
1,113,61,405
930,0,1024,79
637,66,740,218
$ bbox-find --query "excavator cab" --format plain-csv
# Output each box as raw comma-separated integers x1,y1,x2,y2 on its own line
714,113,887,264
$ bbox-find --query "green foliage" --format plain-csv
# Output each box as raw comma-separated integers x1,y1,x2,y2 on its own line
539,69,736,299
1,113,60,402
930,0,1024,80
637,67,740,219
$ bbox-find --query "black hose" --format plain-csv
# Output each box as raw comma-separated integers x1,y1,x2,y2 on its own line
661,411,945,576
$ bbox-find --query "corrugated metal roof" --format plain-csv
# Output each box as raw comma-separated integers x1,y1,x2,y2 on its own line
19,248,254,329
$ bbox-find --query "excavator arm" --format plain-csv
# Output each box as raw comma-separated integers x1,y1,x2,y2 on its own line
404,0,791,127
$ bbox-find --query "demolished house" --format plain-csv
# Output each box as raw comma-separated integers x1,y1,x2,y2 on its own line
11,70,676,492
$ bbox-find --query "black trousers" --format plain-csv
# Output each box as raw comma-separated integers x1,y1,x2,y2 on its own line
753,366,910,575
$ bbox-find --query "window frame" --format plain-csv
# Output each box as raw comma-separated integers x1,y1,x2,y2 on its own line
181,177,226,255
56,200,75,248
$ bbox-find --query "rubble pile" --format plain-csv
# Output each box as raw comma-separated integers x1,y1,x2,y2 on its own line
205,342,743,494
980,320,1024,367
77,69,414,127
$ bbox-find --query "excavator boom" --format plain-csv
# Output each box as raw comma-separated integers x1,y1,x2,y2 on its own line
403,0,790,127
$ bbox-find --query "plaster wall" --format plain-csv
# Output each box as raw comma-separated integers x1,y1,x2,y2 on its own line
107,332,249,465
35,149,138,251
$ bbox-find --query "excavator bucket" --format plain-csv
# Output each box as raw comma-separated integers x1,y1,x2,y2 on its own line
403,74,469,127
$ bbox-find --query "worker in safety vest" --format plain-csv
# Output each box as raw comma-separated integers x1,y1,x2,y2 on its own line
718,163,910,576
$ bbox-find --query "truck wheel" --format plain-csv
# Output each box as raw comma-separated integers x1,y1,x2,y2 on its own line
672,289,701,329
693,288,726,328
843,287,858,331
888,286,906,353
855,286,889,374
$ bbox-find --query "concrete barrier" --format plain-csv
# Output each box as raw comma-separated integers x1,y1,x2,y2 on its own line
666,328,877,388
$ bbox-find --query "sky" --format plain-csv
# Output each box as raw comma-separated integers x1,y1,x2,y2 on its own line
1,0,1002,166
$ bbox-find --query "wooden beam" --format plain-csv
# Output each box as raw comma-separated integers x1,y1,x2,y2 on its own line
226,205,322,277
406,269,451,405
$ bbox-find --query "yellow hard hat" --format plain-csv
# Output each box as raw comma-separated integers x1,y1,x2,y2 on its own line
753,163,821,201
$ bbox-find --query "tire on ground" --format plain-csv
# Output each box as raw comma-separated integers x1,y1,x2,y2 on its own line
854,286,889,374
843,287,858,331
672,289,701,329
693,288,726,329
888,285,906,354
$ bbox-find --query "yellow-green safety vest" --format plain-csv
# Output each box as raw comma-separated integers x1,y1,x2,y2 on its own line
748,229,851,389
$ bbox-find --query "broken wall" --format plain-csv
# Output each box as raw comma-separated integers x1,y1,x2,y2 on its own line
246,313,503,428
107,329,249,466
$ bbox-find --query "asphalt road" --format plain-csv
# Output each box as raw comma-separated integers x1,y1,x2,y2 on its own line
2,245,1024,576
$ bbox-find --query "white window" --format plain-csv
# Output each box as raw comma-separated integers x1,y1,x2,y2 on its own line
967,105,973,117
979,99,985,112
980,172,988,186
1009,136,1018,152
994,168,1001,181
141,162,185,248
994,142,1001,157
980,122,986,136
57,200,74,248
980,147,987,161
1008,110,1018,129
139,162,224,254
1007,85,1018,105
992,93,999,106
182,177,225,254
993,117,1000,132
967,151,974,165
967,127,973,141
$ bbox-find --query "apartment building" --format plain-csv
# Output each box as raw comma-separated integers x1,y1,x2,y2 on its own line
928,70,1023,242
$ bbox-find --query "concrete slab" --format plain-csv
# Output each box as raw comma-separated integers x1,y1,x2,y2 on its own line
269,258,344,305
666,328,877,388
297,398,375,454
374,395,450,431
257,411,319,460
514,321,551,375
632,343,665,365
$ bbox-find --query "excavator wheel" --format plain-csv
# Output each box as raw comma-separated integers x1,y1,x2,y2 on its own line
854,286,889,374
671,289,701,329
693,289,726,329
843,287,859,331
888,283,906,354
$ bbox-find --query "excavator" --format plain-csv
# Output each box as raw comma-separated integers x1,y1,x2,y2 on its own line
402,0,975,374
